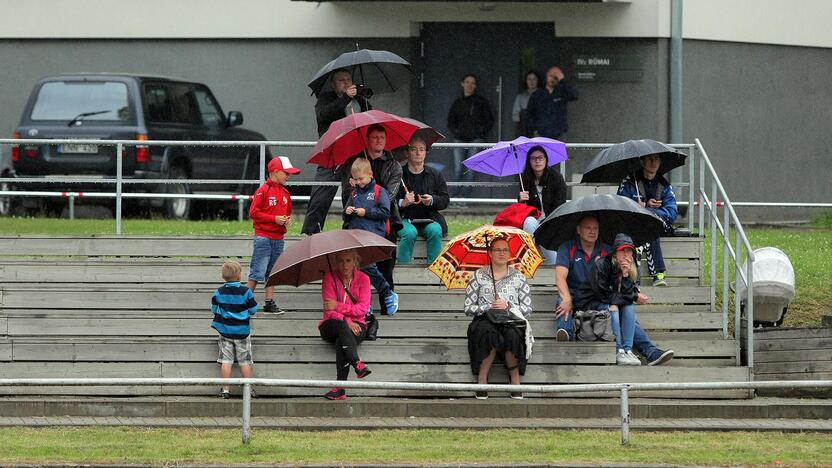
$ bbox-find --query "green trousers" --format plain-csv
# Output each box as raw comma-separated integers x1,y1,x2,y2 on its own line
397,219,443,263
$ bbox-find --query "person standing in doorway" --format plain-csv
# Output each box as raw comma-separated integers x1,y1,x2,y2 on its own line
526,66,578,140
447,73,493,198
511,70,542,138
302,68,372,235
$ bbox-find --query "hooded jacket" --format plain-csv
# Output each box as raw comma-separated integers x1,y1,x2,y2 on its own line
340,153,402,230
587,254,640,311
617,172,678,225
343,178,391,238
249,179,292,240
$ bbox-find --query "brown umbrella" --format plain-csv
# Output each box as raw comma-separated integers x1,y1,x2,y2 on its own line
266,230,396,287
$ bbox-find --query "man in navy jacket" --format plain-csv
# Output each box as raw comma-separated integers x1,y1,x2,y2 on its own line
526,66,578,139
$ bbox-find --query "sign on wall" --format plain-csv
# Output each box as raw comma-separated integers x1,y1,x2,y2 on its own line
573,54,643,82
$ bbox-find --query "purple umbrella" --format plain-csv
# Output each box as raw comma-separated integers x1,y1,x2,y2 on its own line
462,136,568,191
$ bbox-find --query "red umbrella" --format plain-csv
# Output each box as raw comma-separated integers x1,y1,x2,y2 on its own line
266,229,396,287
307,110,443,168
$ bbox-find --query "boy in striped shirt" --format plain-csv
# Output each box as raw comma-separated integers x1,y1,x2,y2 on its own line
212,261,259,399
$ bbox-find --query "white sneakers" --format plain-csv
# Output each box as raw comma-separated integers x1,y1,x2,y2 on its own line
616,349,641,366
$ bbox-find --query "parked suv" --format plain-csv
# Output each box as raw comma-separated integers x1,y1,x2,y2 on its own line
10,73,270,218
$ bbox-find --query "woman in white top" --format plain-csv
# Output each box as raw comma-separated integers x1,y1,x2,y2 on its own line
511,70,542,137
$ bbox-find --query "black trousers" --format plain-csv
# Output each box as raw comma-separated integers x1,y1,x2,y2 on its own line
301,166,340,235
319,319,367,380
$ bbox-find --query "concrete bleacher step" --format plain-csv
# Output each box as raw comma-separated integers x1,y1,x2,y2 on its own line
0,361,751,398
1,397,828,421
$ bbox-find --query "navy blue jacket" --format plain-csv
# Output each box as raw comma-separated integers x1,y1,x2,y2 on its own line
618,172,678,225
344,179,391,238
526,81,578,138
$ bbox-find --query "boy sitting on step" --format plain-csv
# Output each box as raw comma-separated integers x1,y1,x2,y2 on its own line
211,261,259,399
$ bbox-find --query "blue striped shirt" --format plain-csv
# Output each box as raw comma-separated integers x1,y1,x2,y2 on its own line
211,282,258,339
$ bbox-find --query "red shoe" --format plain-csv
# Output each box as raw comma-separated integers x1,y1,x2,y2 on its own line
355,361,372,379
324,387,347,400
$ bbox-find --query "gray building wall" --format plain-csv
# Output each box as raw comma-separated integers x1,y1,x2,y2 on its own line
683,40,832,221
0,39,413,177
0,37,829,221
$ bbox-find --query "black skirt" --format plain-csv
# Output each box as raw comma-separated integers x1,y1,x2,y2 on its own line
467,315,527,375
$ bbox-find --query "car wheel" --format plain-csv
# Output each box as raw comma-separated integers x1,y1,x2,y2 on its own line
164,166,191,220
0,178,13,217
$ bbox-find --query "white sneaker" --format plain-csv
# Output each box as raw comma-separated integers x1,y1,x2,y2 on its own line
625,350,642,366
616,349,629,365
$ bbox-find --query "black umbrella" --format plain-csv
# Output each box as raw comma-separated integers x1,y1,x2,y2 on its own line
308,49,414,97
534,194,665,250
581,139,687,184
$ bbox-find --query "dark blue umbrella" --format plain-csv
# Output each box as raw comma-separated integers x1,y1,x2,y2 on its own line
581,139,686,183
462,136,568,192
534,194,665,250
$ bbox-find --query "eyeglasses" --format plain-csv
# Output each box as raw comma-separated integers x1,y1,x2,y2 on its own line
530,155,546,162
409,146,427,152
490,248,510,254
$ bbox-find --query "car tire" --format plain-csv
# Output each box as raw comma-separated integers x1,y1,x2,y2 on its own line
164,166,191,220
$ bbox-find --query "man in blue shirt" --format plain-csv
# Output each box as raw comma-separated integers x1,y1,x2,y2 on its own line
553,215,674,366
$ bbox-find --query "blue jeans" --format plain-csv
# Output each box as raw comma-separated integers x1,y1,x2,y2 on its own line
554,298,657,357
452,138,483,198
248,236,284,282
361,263,393,298
523,216,557,265
602,303,635,352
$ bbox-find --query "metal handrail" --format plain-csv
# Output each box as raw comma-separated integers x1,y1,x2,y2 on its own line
1,377,829,445
694,138,755,368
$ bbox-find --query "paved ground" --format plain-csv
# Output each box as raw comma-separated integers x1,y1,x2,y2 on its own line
1,416,830,432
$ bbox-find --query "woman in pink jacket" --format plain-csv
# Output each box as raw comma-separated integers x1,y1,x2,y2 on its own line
319,249,373,400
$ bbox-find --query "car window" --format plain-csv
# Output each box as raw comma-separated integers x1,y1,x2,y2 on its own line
193,87,223,127
30,81,130,121
143,83,201,125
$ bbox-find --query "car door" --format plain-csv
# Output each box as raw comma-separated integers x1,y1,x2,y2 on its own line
191,85,244,191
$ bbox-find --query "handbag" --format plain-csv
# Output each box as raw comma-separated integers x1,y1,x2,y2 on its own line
572,309,615,342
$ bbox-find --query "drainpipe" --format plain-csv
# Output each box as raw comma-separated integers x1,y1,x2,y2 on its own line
670,0,684,147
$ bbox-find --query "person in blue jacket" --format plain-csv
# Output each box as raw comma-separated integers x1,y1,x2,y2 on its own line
617,154,678,287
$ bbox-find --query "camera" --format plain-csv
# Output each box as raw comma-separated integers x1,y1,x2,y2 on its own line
356,84,374,98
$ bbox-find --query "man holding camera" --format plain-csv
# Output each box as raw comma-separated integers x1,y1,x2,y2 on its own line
302,68,373,235
396,134,450,264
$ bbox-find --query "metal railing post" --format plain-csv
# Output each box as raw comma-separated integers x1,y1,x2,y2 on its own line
698,158,705,237
259,144,266,185
710,184,717,313
620,386,630,445
746,259,754,369
722,206,730,339
238,198,244,222
735,237,743,366
242,382,252,444
116,144,123,235
68,195,75,220
688,146,695,232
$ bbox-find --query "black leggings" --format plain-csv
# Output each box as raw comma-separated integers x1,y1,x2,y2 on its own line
319,319,367,380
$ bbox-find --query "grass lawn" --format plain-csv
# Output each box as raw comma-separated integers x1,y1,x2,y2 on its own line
1,214,829,326
2,427,830,466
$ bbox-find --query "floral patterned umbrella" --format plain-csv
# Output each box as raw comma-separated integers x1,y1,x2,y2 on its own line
428,225,543,290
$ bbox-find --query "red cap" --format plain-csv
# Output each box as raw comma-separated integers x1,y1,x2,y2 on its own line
615,243,634,252
268,156,301,175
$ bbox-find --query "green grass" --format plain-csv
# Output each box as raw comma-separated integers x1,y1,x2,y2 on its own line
811,209,832,228
1,428,830,465
0,215,491,238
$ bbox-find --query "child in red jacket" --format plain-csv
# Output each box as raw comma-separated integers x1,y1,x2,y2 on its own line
246,156,300,314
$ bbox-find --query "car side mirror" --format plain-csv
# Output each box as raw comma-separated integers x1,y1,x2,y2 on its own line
227,111,243,127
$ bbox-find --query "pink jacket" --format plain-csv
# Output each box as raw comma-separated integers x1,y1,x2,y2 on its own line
318,269,371,329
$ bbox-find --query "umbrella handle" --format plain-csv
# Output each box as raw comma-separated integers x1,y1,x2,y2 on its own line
513,144,526,193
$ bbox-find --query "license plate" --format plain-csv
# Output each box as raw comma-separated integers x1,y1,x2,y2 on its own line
58,143,99,154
